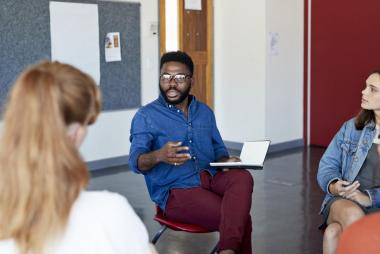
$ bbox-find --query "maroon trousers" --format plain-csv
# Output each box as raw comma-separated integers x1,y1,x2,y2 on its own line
165,169,254,253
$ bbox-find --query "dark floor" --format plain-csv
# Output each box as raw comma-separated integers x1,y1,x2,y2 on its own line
87,146,326,254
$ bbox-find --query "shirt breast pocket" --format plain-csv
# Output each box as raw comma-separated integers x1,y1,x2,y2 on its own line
194,123,213,147
341,141,358,174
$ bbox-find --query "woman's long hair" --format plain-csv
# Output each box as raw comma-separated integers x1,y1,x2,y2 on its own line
0,62,101,254
355,70,380,130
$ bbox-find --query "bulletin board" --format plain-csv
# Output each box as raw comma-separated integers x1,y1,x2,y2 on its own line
98,1,141,110
0,0,51,111
0,0,141,112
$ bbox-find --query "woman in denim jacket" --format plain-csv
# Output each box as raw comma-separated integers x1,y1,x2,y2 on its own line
317,70,380,254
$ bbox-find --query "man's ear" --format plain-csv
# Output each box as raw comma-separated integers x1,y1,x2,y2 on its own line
189,76,194,90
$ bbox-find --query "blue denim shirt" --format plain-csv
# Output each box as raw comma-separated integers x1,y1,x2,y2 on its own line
128,95,229,210
317,118,380,213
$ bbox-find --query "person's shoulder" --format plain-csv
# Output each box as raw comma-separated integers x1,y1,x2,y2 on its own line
193,98,214,114
78,192,148,241
80,190,125,200
345,118,356,126
69,191,140,232
73,191,131,216
339,118,357,132
56,191,149,254
142,99,160,109
333,118,366,142
135,98,163,116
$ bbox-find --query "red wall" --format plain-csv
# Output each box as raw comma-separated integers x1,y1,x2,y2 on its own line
310,0,380,146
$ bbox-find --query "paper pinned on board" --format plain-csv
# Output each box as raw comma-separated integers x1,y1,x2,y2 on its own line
269,32,280,56
105,32,122,62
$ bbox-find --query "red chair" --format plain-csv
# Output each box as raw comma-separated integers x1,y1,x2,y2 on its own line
152,205,218,254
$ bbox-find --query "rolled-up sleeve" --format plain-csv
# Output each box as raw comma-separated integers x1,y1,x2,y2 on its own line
128,111,154,174
317,122,346,193
365,188,380,208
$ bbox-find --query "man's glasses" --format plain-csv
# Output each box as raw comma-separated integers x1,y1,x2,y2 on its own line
160,73,191,84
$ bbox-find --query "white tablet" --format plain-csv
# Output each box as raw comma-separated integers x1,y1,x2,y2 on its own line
210,140,271,170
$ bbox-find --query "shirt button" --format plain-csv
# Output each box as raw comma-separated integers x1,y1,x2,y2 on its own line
193,156,197,160
189,122,192,126
189,140,192,143
177,110,180,113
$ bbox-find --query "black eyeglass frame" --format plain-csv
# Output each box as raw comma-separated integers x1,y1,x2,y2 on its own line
159,73,192,84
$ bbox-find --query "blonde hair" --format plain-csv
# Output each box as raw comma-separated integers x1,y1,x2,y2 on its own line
0,61,101,254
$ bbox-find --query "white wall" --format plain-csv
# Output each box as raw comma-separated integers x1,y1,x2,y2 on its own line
214,0,303,145
214,0,267,143
81,0,159,161
265,0,304,144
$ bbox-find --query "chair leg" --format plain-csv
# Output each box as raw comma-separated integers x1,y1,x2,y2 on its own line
210,242,218,254
151,225,168,244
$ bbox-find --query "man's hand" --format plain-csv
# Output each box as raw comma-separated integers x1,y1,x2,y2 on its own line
217,155,241,163
156,141,191,166
217,156,241,171
225,156,241,162
138,141,191,171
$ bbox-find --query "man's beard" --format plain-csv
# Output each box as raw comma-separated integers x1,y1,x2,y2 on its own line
159,85,191,105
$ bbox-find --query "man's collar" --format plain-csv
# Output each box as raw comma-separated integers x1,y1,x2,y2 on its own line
158,94,195,109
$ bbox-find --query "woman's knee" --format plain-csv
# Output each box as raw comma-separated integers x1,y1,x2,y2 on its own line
330,199,365,228
341,206,365,227
324,223,342,242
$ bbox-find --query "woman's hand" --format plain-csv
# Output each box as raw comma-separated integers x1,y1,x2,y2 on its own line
329,180,371,207
329,180,360,196
345,190,372,207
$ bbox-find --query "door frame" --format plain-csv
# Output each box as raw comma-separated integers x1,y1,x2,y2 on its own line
159,0,214,108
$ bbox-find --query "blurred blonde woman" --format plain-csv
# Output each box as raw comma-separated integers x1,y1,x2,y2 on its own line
0,62,156,254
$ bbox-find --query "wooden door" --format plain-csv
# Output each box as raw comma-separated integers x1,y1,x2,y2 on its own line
159,0,213,107
179,0,213,107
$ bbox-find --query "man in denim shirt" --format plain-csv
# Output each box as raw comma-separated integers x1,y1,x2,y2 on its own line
129,51,253,254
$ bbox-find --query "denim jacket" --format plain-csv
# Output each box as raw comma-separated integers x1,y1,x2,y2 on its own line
317,118,380,213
